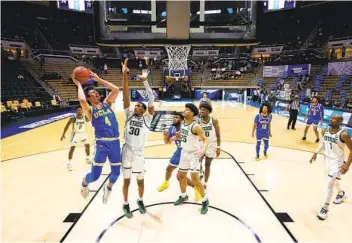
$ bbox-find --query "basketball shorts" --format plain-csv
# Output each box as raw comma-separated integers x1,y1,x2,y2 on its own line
256,133,269,141
70,132,89,147
169,148,181,167
121,144,145,179
306,118,320,126
93,139,121,165
325,158,345,179
198,141,217,158
179,150,200,173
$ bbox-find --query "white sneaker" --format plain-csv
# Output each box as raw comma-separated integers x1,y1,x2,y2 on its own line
86,158,91,164
81,184,89,199
103,185,111,204
67,163,72,171
333,191,346,204
317,206,329,220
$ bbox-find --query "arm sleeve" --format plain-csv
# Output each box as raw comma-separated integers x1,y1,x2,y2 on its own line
143,80,154,107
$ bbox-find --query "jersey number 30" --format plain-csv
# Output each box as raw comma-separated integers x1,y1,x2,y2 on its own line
129,127,140,136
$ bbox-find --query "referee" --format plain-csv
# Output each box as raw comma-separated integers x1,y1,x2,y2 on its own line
287,95,300,130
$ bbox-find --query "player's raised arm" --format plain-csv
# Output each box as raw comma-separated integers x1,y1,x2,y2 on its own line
72,75,92,121
340,131,352,174
193,123,208,158
90,71,119,105
121,59,130,110
138,69,155,115
61,117,75,140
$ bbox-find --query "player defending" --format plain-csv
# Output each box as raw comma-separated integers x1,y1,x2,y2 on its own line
174,103,209,214
198,102,221,188
310,115,352,220
302,96,324,142
72,71,121,204
252,103,272,161
60,107,91,170
121,60,154,218
157,113,202,201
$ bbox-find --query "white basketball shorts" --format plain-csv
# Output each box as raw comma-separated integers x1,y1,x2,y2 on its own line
70,132,89,147
198,141,217,158
121,144,145,180
178,150,201,173
325,158,345,179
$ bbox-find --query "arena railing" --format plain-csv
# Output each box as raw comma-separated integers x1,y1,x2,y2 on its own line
68,44,99,48
329,36,352,42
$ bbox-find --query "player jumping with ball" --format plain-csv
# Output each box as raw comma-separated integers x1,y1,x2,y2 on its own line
72,70,122,204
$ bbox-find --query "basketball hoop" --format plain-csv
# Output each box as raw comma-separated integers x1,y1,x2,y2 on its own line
165,45,191,77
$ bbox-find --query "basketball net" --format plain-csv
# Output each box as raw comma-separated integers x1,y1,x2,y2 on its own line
165,45,191,76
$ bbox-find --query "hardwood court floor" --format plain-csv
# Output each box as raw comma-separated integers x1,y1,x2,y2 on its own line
1,101,352,242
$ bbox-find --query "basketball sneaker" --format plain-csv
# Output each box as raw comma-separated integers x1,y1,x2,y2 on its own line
86,157,91,164
200,171,205,181
264,152,268,159
102,185,111,204
67,163,72,171
201,198,209,215
174,195,189,206
123,203,133,218
333,191,346,204
137,199,146,214
317,205,329,220
81,184,89,199
315,138,320,143
255,156,260,161
157,181,169,192
194,187,202,201
302,136,307,141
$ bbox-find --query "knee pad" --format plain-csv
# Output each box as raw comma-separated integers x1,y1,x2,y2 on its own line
136,170,145,180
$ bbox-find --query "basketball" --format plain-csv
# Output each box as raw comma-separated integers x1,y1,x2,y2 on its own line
72,66,91,83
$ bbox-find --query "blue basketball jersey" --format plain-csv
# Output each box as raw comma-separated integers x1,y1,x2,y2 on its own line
308,103,324,121
91,103,119,138
168,125,181,149
254,113,272,135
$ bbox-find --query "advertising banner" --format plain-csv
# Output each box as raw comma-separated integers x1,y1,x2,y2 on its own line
328,61,352,75
194,89,222,100
263,65,285,77
284,64,311,77
130,89,160,102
